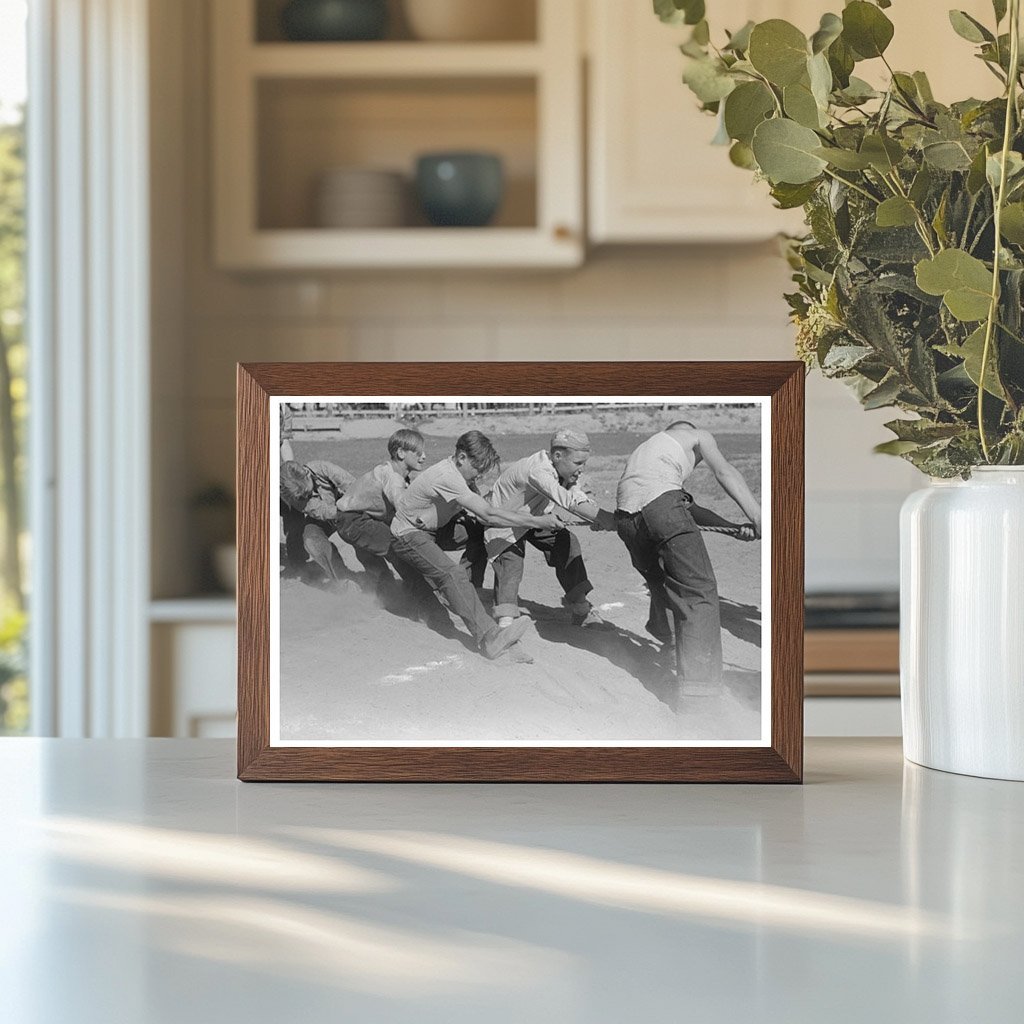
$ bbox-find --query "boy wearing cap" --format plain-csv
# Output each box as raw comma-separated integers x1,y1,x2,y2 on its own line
279,458,354,579
615,421,760,690
391,430,563,660
485,430,617,629
334,428,431,604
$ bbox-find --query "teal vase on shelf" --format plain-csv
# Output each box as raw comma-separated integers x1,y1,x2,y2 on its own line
280,0,388,42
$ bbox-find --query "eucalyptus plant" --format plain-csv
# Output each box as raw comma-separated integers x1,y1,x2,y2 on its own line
657,0,1024,475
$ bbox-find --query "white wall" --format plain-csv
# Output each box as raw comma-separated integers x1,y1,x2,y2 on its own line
153,0,920,598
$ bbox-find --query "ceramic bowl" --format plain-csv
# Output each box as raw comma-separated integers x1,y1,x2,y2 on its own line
403,0,535,42
316,168,407,228
281,0,388,42
415,152,504,227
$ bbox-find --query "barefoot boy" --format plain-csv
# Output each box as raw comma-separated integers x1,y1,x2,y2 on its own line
390,430,563,660
485,429,617,629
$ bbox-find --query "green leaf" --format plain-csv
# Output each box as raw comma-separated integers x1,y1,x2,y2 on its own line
682,0,705,25
874,439,922,455
751,118,828,184
986,150,1024,191
948,10,994,44
729,140,757,169
1000,203,1024,245
682,58,736,104
876,197,918,228
932,190,950,247
909,164,933,205
814,146,872,170
810,12,843,54
923,140,972,171
939,325,1006,398
837,76,879,104
723,81,775,144
862,374,903,409
891,72,922,110
653,0,681,24
885,418,963,443
724,20,755,53
748,20,809,87
653,0,705,26
913,71,935,104
770,180,820,209
842,1,895,59
784,80,824,129
807,52,833,109
691,19,710,45
967,144,991,194
860,133,904,173
827,36,855,89
915,249,994,322
993,0,1008,24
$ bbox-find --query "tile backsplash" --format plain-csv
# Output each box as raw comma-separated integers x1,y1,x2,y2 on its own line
180,246,916,594
160,0,917,597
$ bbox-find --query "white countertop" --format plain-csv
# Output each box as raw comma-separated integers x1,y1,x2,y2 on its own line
1,738,1021,1023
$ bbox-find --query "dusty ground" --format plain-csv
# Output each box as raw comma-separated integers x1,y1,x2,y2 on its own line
279,407,764,744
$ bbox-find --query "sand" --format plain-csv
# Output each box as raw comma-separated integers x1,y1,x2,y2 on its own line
279,413,764,744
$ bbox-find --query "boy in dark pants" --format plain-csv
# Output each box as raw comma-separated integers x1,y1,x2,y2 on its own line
390,431,563,661
279,459,354,579
616,422,760,694
484,429,617,628
334,429,437,612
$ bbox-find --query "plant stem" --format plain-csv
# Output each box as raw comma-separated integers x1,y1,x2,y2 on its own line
979,0,1021,462
750,69,784,117
822,167,880,205
884,171,939,254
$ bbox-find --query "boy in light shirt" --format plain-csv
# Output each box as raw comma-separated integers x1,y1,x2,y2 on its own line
484,429,617,628
335,428,433,607
616,421,760,691
391,430,563,661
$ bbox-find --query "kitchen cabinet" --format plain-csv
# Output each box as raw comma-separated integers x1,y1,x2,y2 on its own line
211,0,583,269
587,0,812,243
586,0,999,244
150,601,237,738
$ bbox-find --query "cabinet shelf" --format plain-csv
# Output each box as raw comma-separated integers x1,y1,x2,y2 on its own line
212,0,582,269
249,42,544,78
217,226,580,270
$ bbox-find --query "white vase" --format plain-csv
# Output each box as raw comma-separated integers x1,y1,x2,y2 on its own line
900,467,1024,780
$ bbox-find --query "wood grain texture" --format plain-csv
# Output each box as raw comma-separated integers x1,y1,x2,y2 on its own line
237,366,271,779
769,364,804,782
236,361,804,783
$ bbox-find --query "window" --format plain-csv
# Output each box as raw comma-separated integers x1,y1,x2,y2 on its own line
0,0,28,734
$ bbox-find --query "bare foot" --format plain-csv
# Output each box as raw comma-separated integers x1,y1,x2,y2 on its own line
503,643,535,665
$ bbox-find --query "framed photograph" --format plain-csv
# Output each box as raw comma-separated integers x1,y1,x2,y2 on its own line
237,362,803,782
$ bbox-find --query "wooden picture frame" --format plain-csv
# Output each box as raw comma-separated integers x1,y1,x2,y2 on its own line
237,362,804,782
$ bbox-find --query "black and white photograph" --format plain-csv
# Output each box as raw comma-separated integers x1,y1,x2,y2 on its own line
270,396,770,747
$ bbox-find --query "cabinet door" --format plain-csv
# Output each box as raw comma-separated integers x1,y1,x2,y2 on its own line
588,0,813,243
212,0,584,269
589,0,1000,244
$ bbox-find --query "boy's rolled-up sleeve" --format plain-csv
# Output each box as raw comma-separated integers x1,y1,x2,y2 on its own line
528,465,596,521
